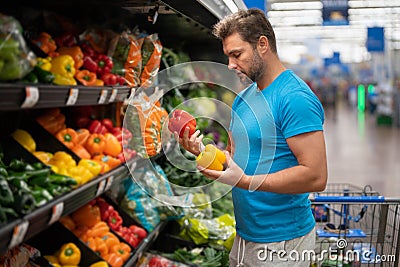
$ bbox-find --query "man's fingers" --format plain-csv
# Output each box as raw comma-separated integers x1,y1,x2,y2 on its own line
189,130,200,142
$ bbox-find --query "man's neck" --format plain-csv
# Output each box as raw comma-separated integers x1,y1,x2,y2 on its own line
257,56,287,91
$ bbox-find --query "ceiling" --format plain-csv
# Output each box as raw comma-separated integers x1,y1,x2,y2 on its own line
265,0,400,64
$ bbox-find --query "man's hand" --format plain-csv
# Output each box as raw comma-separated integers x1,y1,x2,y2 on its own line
174,127,204,156
197,151,246,187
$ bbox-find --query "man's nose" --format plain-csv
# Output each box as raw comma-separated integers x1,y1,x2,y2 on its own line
228,60,237,70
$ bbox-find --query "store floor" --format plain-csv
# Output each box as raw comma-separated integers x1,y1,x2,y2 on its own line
323,100,400,197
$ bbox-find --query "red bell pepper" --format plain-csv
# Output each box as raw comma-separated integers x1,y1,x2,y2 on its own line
88,120,108,134
112,127,132,146
83,56,98,73
81,43,98,58
107,210,123,231
101,73,117,86
54,33,77,48
101,118,114,132
129,225,147,240
168,109,197,138
96,55,113,76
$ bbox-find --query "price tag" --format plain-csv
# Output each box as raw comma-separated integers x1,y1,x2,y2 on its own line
9,221,29,249
98,89,108,104
104,175,114,192
96,180,106,196
66,88,79,105
49,202,64,225
109,88,118,102
21,86,39,108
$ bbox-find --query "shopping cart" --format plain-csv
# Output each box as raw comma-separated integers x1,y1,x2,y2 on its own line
309,183,400,267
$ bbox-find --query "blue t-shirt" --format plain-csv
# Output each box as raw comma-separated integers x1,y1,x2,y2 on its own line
229,70,324,243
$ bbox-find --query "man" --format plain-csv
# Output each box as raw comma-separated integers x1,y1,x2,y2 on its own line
176,8,327,266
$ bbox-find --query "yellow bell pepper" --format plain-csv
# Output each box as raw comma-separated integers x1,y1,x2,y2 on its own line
37,57,52,71
68,166,93,185
44,255,59,265
12,129,36,152
49,151,77,169
58,243,81,266
90,261,109,267
33,151,53,164
51,55,77,85
196,144,227,171
78,159,102,177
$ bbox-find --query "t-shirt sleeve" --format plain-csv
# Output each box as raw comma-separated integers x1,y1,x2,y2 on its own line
280,90,324,139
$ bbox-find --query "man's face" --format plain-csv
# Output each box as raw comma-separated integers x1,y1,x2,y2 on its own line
222,32,265,82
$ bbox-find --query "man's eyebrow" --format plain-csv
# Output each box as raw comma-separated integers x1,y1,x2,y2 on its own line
227,49,242,56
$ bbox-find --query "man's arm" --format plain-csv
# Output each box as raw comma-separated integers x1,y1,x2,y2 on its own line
200,131,327,194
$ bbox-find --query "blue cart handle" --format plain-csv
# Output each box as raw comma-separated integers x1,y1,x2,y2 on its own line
313,195,385,202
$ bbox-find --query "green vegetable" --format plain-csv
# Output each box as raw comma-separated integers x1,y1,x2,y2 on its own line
33,66,54,83
49,173,77,186
0,178,14,205
0,167,8,177
12,191,36,214
22,72,38,83
9,159,26,172
0,207,18,224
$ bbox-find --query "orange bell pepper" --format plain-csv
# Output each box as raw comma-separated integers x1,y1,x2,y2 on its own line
103,133,122,157
58,46,84,69
75,69,97,86
102,232,119,249
94,79,104,86
56,128,78,149
32,32,57,56
85,134,106,156
71,144,91,159
71,203,101,228
93,155,121,170
87,221,109,238
60,216,76,231
76,128,90,145
93,237,109,258
36,108,66,134
104,253,124,267
110,243,131,262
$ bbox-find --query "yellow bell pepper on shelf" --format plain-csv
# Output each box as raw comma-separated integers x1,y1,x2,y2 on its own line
49,151,77,169
51,55,77,85
90,261,109,267
78,159,102,177
33,151,53,164
58,243,81,266
68,165,93,185
11,129,36,152
37,57,52,71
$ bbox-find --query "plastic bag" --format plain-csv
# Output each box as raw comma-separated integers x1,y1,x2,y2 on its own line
177,214,236,250
124,91,169,157
0,13,36,81
109,29,142,87
140,33,162,88
136,253,190,267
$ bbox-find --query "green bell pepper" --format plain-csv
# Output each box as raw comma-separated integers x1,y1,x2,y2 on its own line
0,177,14,205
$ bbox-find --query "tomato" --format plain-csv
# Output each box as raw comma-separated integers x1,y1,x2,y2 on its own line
129,225,147,240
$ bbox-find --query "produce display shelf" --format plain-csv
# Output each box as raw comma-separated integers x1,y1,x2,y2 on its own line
0,156,138,255
125,220,168,265
0,83,132,110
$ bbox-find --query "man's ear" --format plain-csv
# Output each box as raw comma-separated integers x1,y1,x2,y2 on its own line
258,36,269,54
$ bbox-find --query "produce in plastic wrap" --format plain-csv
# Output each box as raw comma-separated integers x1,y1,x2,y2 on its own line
0,13,36,81
124,91,169,157
136,253,190,267
110,30,142,87
177,214,236,250
140,33,162,88
0,244,40,267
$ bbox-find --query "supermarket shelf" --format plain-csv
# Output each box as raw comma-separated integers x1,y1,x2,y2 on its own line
0,156,136,255
0,83,132,111
125,220,168,265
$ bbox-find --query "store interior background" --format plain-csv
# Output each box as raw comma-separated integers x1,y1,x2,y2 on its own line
241,0,400,197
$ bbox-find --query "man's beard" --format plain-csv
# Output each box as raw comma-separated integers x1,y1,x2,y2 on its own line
247,49,265,82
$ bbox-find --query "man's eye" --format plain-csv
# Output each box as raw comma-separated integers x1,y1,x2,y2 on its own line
233,53,240,58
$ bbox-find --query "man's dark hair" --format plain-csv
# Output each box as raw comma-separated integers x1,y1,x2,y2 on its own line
212,8,277,54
